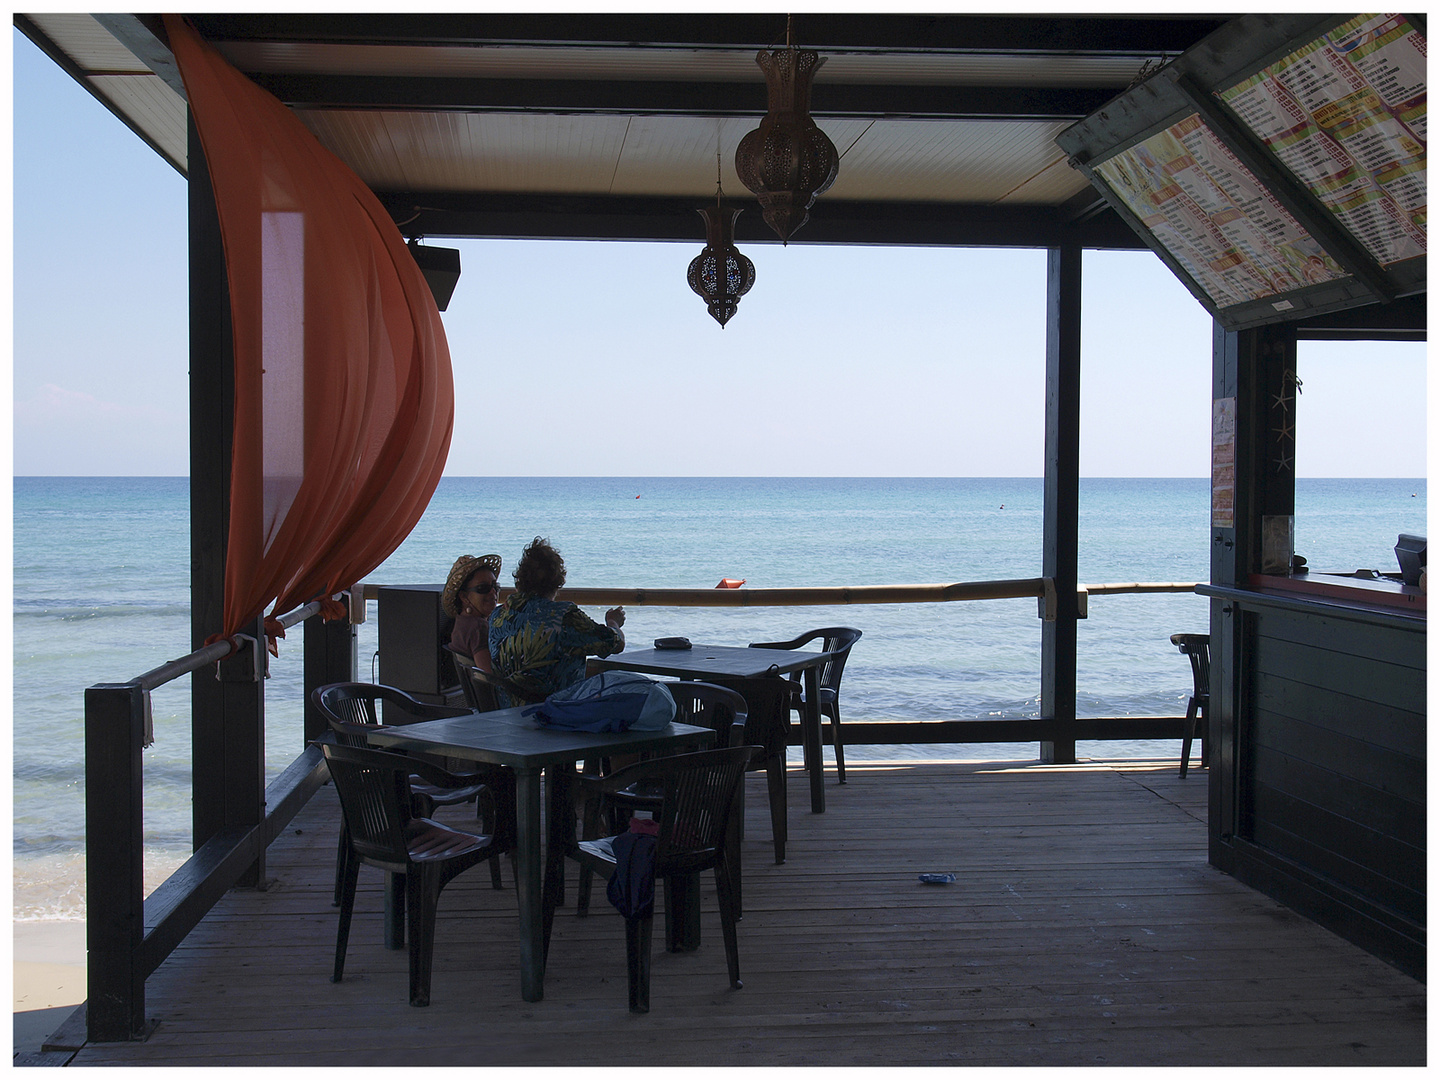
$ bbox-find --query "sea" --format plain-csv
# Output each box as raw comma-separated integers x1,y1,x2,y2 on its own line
12,475,1427,921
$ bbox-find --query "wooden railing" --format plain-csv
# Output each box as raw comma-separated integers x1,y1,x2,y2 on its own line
84,601,336,1044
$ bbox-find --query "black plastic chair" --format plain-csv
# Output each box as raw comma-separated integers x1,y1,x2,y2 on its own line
546,745,752,1013
313,682,513,895
575,682,754,912
1171,633,1210,778
446,645,487,712
472,665,547,709
322,742,509,1007
749,627,862,783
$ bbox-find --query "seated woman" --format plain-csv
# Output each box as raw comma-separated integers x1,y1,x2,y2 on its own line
442,553,503,673
489,536,625,706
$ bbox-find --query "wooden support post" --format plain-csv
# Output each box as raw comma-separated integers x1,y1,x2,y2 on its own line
304,596,357,745
85,683,152,1042
1208,320,1298,851
188,113,267,885
1041,244,1081,765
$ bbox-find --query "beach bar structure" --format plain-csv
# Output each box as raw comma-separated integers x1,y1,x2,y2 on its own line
18,13,1424,1051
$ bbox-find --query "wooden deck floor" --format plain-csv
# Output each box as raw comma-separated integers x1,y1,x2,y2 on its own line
64,758,1424,1066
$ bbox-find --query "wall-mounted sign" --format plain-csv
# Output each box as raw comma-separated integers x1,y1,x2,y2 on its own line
1057,14,1426,332
1212,396,1236,528
1218,14,1425,269
1094,114,1350,308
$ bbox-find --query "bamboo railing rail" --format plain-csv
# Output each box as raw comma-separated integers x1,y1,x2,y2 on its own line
360,579,1200,607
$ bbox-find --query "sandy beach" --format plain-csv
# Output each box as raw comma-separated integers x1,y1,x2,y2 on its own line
14,919,86,1055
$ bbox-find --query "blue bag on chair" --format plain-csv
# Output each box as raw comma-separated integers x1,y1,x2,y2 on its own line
523,670,676,733
606,817,660,918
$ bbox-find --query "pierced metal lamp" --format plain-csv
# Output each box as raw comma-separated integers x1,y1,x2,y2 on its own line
733,20,839,244
687,199,755,328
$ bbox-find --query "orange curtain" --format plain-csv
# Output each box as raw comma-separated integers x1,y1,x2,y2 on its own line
165,17,454,644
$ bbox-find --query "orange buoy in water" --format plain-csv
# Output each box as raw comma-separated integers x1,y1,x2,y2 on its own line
716,578,745,589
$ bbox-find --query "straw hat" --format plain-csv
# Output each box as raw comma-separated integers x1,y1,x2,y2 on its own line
442,553,502,617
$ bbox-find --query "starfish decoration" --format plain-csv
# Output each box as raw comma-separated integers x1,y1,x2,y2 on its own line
1271,367,1302,413
1274,449,1294,472
1274,418,1295,442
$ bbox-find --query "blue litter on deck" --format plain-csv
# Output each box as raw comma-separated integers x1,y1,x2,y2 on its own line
918,873,956,884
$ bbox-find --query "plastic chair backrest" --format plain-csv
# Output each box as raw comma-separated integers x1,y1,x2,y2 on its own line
1170,634,1210,703
647,746,752,870
317,684,382,727
472,666,545,707
814,627,862,693
320,742,416,870
313,681,465,743
752,627,862,694
467,669,502,712
668,681,748,748
447,647,487,711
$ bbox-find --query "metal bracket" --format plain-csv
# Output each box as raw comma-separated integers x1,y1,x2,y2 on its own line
216,633,263,683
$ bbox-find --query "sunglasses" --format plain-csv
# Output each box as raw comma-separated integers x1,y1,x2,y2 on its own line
465,581,497,595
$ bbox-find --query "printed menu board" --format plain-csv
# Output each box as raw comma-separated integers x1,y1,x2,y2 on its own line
1095,115,1350,309
1218,13,1426,268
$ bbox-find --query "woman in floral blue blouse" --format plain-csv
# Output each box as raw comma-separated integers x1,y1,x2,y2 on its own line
489,536,626,706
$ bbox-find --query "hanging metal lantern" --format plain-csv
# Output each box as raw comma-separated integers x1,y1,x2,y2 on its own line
687,203,755,328
733,38,839,244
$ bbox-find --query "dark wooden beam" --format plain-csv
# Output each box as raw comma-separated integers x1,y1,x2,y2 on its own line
797,716,1193,746
84,683,150,1042
1293,294,1427,342
377,191,1151,249
188,114,267,886
1041,244,1083,765
304,603,356,745
190,14,1230,56
251,74,1117,121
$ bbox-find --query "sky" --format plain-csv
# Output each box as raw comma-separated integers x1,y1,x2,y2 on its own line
10,27,1429,479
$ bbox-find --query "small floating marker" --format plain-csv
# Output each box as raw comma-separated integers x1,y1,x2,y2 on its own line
918,873,956,885
1000,504,1004,509
716,578,746,589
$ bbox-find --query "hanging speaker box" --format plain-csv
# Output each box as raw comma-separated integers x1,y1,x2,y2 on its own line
407,242,462,311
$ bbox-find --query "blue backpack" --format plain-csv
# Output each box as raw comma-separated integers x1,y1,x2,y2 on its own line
522,670,676,733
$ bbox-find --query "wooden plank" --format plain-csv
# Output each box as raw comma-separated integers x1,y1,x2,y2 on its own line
1254,633,1425,712
1252,709,1425,804
1255,605,1426,669
1254,673,1424,757
1249,783,1425,904
1251,745,1424,848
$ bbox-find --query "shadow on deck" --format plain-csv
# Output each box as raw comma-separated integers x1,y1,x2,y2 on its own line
64,759,1424,1066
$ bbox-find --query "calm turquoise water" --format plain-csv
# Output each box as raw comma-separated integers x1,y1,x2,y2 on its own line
12,475,1426,918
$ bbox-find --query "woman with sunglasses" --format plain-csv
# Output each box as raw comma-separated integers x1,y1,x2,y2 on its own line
441,553,504,673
